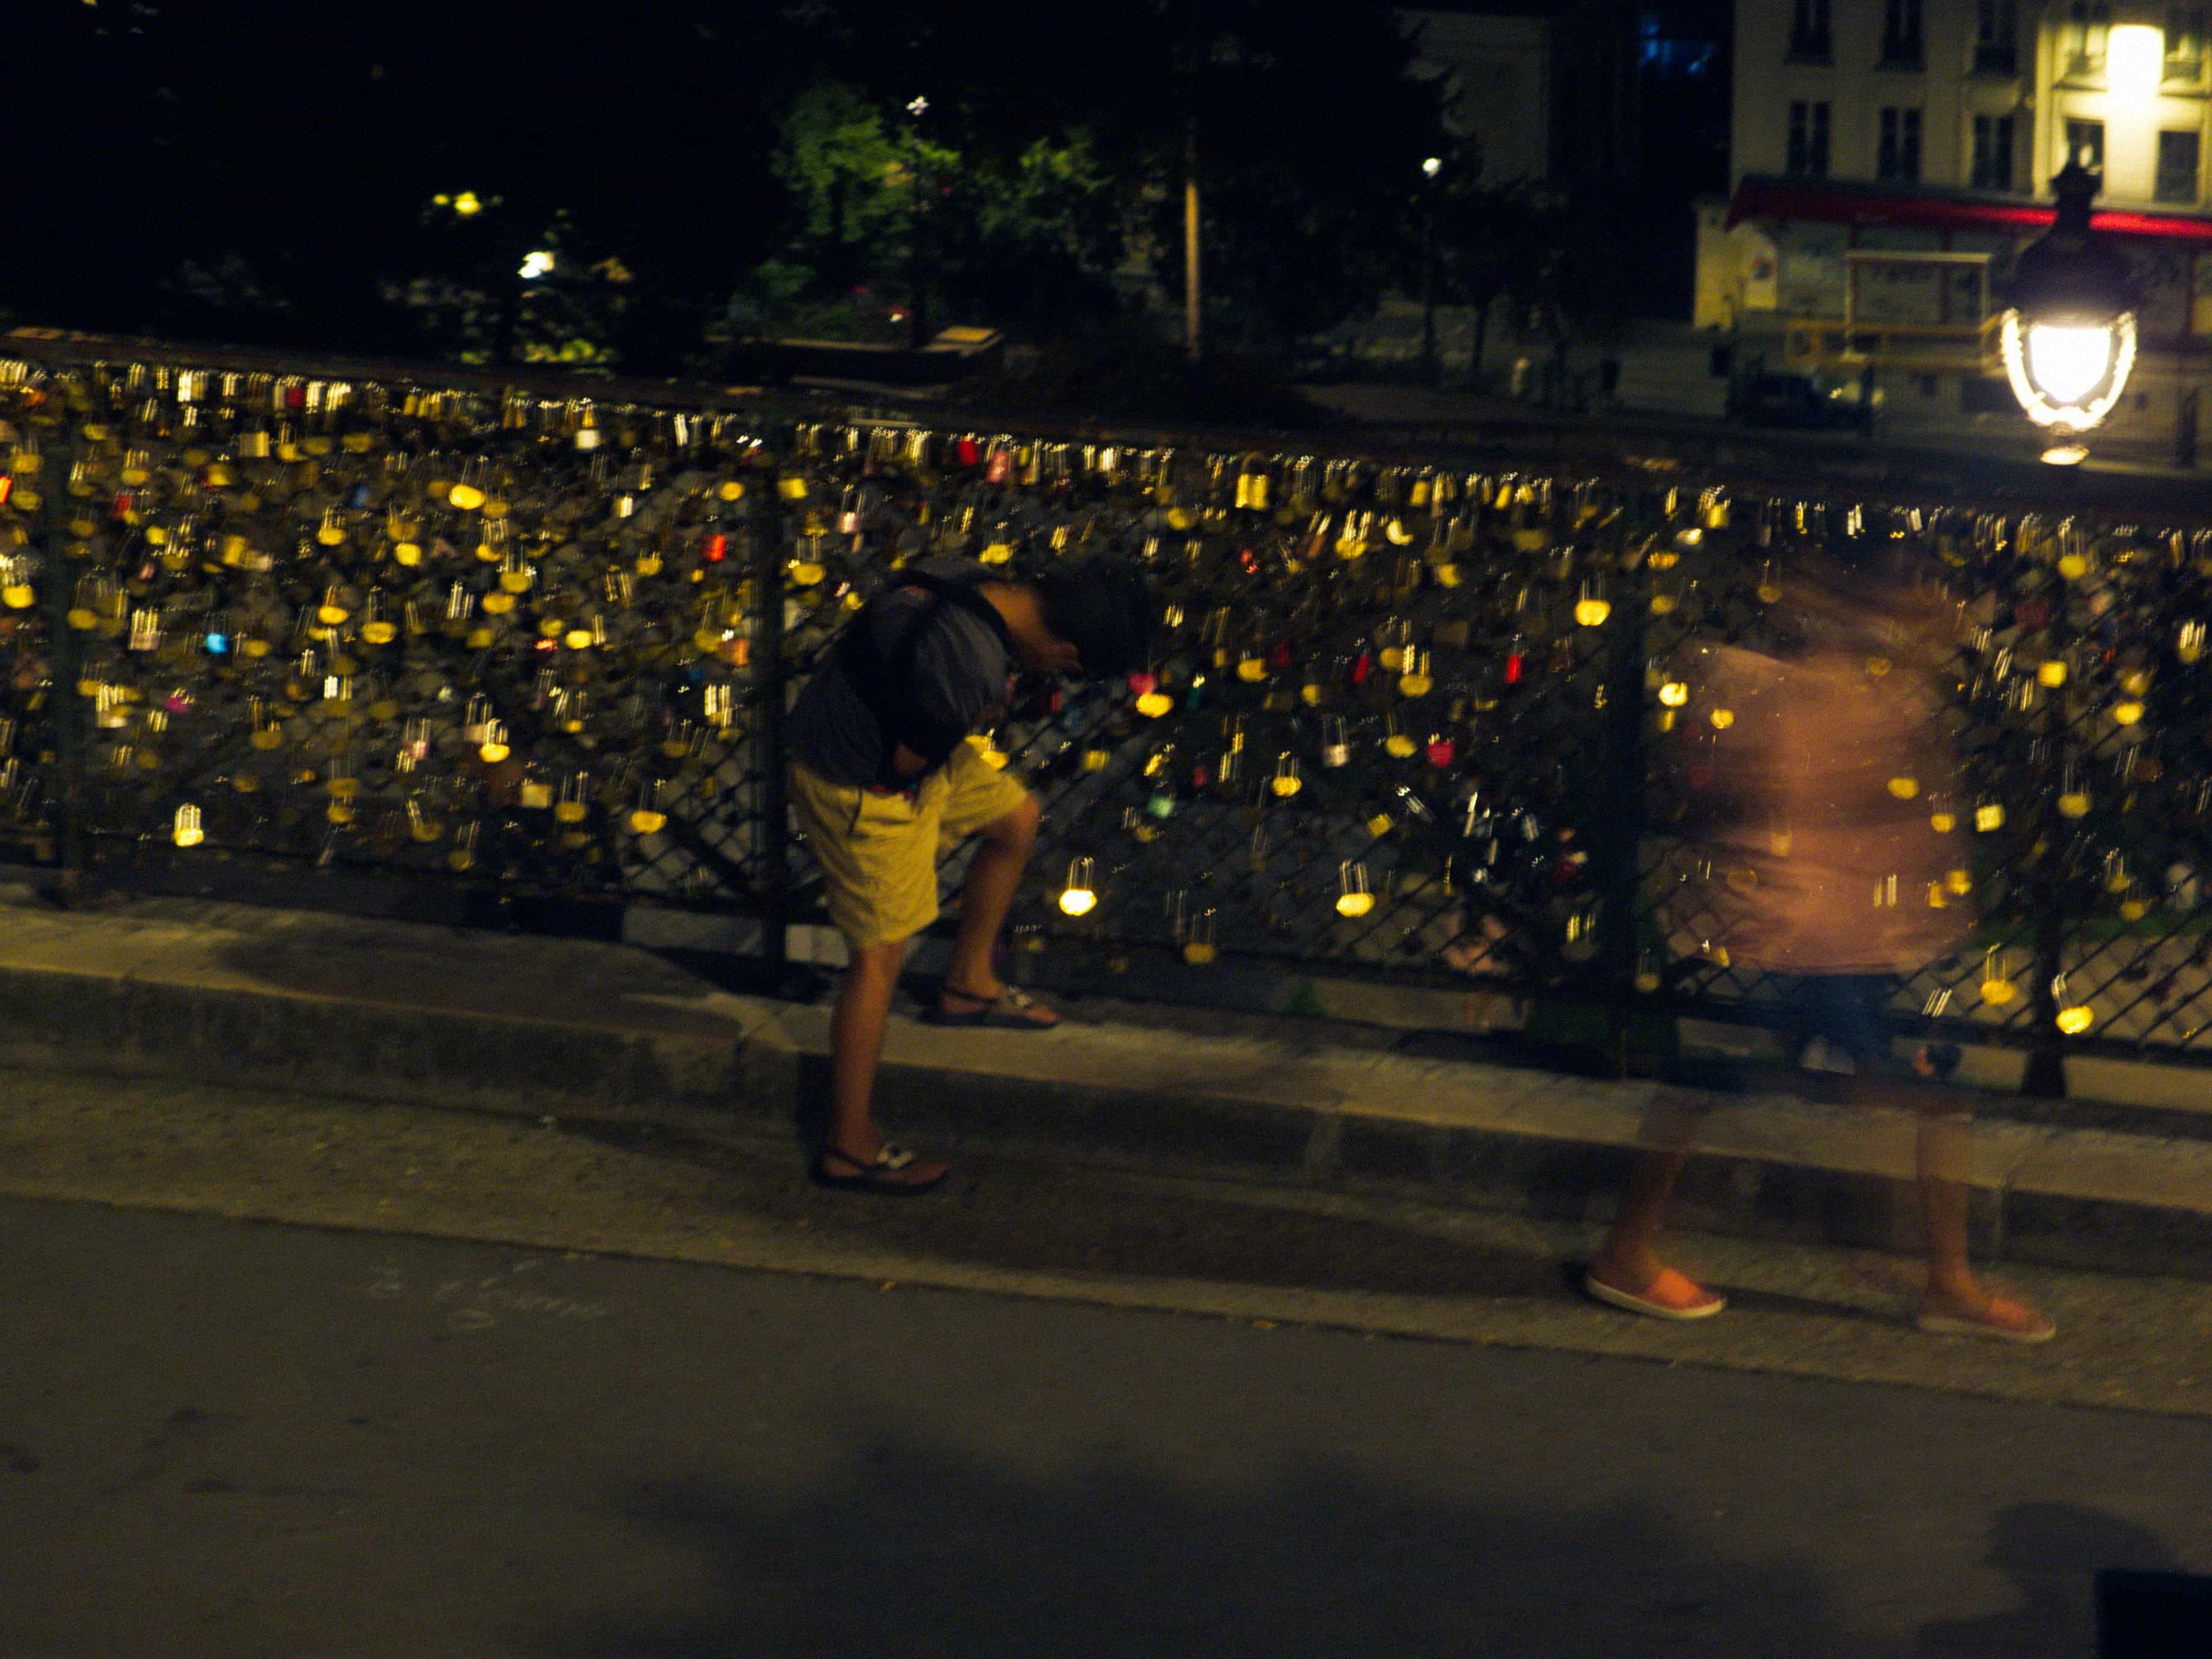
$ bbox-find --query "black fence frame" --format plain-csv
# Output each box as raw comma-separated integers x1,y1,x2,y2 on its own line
10,329,2212,1099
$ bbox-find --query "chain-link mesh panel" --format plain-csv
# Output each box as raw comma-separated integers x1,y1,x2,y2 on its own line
2,357,781,908
788,427,1638,997
1629,494,2212,1057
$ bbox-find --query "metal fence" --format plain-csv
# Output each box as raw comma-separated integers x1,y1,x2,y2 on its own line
5,342,2211,1087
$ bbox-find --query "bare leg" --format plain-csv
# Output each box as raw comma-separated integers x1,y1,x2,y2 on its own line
1915,1105,1979,1304
823,936,947,1185
939,795,1056,1026
1588,1090,1722,1313
1904,1075,2051,1337
1593,1147,1691,1288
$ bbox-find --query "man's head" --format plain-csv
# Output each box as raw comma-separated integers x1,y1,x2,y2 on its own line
1028,555,1154,679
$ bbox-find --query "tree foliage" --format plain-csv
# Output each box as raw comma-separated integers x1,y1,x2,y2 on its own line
13,0,1477,372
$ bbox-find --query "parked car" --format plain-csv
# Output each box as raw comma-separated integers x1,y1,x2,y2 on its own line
1726,368,1876,434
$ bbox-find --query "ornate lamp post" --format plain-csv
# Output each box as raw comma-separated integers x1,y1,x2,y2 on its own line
1999,160,2143,465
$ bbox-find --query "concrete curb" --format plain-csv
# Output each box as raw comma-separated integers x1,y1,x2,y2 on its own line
2,891,2210,1281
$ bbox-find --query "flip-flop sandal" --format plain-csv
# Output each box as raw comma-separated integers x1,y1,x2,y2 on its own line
922,985,1057,1030
810,1143,948,1196
1584,1266,1727,1321
1915,1297,2056,1344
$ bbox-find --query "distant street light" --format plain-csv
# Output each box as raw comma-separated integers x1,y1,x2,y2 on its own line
1999,160,2142,466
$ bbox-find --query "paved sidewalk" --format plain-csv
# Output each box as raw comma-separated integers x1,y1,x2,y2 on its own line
1,886,2209,1282
8,1068,2212,1422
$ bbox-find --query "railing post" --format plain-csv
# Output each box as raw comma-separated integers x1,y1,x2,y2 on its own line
2022,890,2069,1098
2020,608,2073,1098
750,476,791,973
35,428,86,896
1597,595,1649,1078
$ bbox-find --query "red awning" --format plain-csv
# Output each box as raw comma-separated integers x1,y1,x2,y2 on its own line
1725,177,2212,243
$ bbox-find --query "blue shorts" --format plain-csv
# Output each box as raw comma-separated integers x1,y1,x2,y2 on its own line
1669,974,1901,1093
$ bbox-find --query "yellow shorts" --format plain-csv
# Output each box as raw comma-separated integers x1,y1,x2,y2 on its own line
790,738,1034,949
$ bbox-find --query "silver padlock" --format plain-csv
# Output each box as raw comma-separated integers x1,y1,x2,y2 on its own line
1319,715,1350,769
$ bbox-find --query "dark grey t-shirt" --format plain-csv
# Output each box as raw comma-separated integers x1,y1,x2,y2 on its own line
787,558,1013,787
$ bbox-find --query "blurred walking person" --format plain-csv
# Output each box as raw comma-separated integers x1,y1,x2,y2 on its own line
1586,550,2053,1342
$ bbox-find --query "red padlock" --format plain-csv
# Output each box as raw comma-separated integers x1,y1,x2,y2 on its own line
1503,648,1525,686
701,533,728,563
1349,651,1373,686
955,435,981,468
986,447,1012,484
1426,736,1456,768
1127,671,1158,697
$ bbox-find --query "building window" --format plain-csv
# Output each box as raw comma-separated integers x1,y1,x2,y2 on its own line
2065,117,2107,176
2159,130,2202,202
2062,3,2112,80
1790,0,1832,59
1972,114,2016,190
1788,100,1832,176
2169,8,2208,80
1882,0,1924,64
1878,108,1924,180
1975,0,2018,73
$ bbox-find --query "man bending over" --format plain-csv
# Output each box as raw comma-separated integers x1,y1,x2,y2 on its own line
786,554,1152,1194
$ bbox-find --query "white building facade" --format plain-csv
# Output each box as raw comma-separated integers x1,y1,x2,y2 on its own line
1700,1,2212,439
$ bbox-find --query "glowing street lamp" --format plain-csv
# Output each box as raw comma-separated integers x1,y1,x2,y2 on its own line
1998,160,2142,465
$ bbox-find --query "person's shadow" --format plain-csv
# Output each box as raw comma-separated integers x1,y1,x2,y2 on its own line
551,1433,1867,1659
1917,1503,2184,1658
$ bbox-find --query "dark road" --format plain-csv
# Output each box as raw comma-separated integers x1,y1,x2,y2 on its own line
7,1190,2212,1658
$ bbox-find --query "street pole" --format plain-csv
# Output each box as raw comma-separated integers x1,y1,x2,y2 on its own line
751,484,790,979
1184,117,1202,365
1422,214,1437,384
37,429,85,897
1420,157,1442,385
906,96,930,353
1179,0,1206,365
